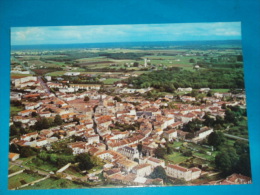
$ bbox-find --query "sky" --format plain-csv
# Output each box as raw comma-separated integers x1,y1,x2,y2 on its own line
11,22,241,45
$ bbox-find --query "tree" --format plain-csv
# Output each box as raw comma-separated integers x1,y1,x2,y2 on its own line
113,96,122,102
190,89,199,97
203,114,215,127
154,147,166,159
84,96,90,102
236,153,251,177
133,62,139,67
134,158,139,163
166,144,173,154
42,117,50,129
9,144,20,153
207,90,213,97
54,115,63,126
207,131,226,149
149,166,167,182
215,148,239,175
20,146,37,157
225,109,237,124
234,140,249,155
76,153,94,171
31,112,38,117
189,59,196,63
73,116,80,124
10,125,19,136
137,143,143,153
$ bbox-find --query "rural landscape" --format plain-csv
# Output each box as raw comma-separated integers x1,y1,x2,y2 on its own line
8,24,251,190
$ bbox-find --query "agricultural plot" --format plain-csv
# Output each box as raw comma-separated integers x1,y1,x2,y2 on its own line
8,172,44,189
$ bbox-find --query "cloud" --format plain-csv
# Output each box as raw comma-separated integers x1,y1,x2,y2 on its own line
11,22,241,45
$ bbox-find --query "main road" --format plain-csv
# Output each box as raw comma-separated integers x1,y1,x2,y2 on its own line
38,76,51,94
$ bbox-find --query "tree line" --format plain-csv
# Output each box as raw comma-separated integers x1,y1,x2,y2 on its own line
127,68,244,91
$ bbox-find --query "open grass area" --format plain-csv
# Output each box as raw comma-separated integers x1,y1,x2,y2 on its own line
8,165,23,174
63,167,83,177
167,141,184,148
102,78,122,85
10,105,23,116
193,152,215,161
210,89,230,93
22,156,58,172
8,172,43,189
164,152,190,164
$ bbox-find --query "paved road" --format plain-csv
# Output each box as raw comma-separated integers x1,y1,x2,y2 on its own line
223,133,248,141
38,76,51,94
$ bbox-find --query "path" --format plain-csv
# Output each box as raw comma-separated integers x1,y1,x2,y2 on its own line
223,133,248,141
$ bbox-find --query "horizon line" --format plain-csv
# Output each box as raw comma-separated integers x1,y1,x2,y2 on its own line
11,39,242,46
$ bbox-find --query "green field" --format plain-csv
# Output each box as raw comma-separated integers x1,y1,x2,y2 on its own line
211,89,230,93
164,152,190,164
8,165,23,174
8,172,43,189
102,78,122,85
193,152,215,161
10,105,23,116
22,156,58,172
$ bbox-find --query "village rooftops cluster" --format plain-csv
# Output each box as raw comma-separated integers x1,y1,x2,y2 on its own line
9,76,248,186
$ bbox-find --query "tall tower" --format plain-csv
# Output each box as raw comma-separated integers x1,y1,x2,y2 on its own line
144,58,147,67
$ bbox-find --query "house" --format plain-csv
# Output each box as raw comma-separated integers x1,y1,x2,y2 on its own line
177,87,192,92
36,138,48,147
199,88,210,93
40,130,54,138
68,142,87,155
116,158,138,172
117,146,139,160
190,167,202,180
180,96,196,102
96,150,125,162
163,129,177,141
166,164,201,181
193,126,213,142
9,153,20,161
103,168,121,178
132,163,153,177
87,134,100,145
166,164,192,181
222,173,252,184
18,109,37,117
64,72,80,76
180,113,196,123
20,132,38,141
146,157,165,168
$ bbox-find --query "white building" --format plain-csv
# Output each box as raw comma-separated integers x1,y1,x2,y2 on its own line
132,163,152,177
64,72,80,76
